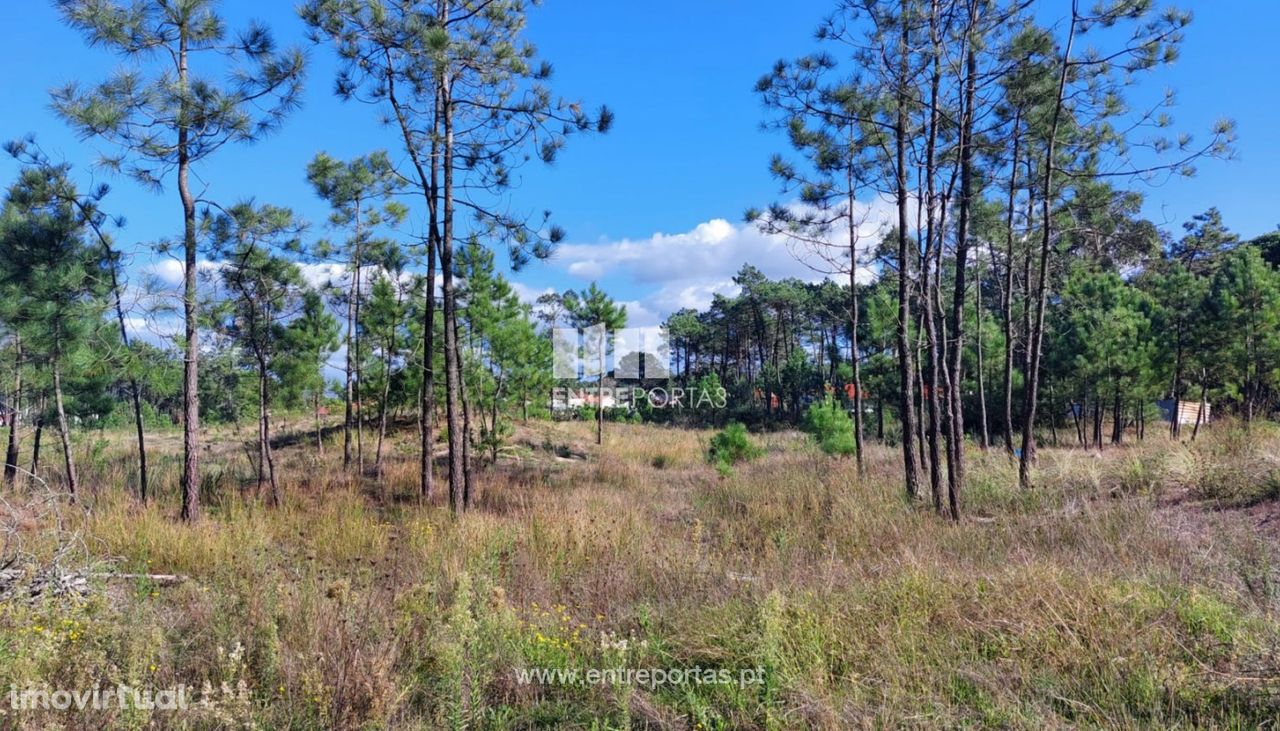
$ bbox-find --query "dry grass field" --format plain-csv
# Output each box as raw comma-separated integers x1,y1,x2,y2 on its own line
1,418,1279,729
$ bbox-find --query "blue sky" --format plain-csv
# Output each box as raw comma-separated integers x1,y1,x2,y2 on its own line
2,1,1277,331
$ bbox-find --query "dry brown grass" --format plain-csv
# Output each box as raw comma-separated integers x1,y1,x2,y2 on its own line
0,417,1278,729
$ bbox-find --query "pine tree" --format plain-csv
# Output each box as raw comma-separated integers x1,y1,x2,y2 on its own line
0,167,113,499
54,0,305,521
360,244,410,480
207,203,306,506
1208,248,1280,424
279,289,341,455
306,152,404,473
301,0,611,511
456,240,546,460
4,139,153,500
565,283,626,447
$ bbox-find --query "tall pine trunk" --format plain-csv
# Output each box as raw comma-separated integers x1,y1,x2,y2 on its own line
1000,113,1022,454
388,63,439,502
596,327,605,446
256,359,279,506
178,31,200,522
1019,4,1076,488
5,337,21,484
439,61,466,513
52,357,78,500
343,200,361,470
314,392,323,454
894,1,920,500
921,18,946,514
849,256,865,473
375,327,394,478
944,17,978,520
30,397,45,476
974,251,990,450
419,89,441,502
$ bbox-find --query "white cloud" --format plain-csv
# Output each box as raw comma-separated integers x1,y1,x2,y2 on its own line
140,258,231,290
647,279,740,313
617,300,661,328
141,259,185,288
509,280,555,306
567,260,605,279
298,262,349,289
547,199,895,323
123,314,183,347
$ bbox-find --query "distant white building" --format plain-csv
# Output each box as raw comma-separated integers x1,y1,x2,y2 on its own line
1156,399,1210,426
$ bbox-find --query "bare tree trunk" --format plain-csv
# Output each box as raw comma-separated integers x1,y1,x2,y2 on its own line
1020,176,1034,390
388,60,438,503
419,97,440,502
921,17,946,514
178,32,200,522
974,251,990,450
1169,321,1184,438
438,58,466,512
258,363,279,507
1071,394,1084,446
5,337,21,484
355,261,365,474
922,248,945,514
30,414,44,477
1019,4,1076,488
265,408,278,508
127,373,148,500
1093,391,1102,450
1111,387,1123,445
915,317,930,482
849,261,865,474
597,327,605,446
945,15,978,520
457,314,474,509
1000,112,1022,454
257,371,269,492
52,360,78,500
374,325,394,478
343,202,360,470
895,33,920,500
420,260,436,499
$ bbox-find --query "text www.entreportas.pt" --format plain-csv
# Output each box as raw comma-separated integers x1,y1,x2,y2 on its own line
514,666,765,690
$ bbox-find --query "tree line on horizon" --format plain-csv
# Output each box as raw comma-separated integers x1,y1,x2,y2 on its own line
0,0,1276,524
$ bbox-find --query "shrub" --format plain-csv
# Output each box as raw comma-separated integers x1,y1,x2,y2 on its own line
1191,426,1280,506
803,396,857,456
706,422,762,472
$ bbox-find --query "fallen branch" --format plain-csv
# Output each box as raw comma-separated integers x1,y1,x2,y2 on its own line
89,572,189,586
